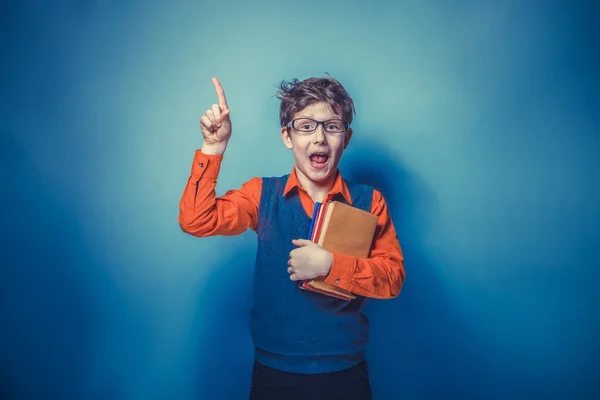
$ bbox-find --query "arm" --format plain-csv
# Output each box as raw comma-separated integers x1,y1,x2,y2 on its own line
178,77,261,237
323,189,405,299
178,150,261,237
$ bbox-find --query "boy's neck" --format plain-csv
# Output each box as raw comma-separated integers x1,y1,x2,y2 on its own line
294,166,337,204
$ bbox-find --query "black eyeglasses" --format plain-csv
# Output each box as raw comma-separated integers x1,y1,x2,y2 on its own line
286,118,349,134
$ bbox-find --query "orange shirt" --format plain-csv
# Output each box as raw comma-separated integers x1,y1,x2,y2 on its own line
178,150,405,299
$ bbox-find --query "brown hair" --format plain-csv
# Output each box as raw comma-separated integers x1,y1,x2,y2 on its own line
275,74,356,128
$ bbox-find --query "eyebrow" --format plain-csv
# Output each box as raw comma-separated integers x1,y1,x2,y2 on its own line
296,116,342,120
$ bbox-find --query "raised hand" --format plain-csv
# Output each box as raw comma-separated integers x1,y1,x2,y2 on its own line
200,77,231,146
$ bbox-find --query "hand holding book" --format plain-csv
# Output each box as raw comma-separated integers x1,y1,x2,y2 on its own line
294,200,379,300
287,239,333,281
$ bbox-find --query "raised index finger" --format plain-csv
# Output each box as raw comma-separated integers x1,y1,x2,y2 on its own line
212,77,228,108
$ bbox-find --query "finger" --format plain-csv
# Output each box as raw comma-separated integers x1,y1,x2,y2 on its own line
200,115,214,131
206,109,217,125
290,273,299,281
287,266,293,274
221,108,231,121
211,104,221,125
292,239,311,247
212,77,228,108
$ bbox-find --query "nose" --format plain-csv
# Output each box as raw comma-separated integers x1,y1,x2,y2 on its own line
312,123,327,144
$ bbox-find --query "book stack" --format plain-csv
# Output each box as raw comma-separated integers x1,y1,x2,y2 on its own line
299,200,378,300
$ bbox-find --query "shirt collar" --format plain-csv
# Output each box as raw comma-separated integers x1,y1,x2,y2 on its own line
283,167,353,206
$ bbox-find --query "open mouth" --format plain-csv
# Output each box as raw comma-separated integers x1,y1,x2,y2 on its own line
309,152,329,169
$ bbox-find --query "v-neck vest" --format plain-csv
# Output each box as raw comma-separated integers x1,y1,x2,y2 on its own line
250,174,374,374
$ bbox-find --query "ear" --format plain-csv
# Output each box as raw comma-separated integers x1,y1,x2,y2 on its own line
343,128,353,150
281,126,293,150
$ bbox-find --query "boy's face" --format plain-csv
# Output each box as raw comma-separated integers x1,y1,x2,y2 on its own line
281,101,352,186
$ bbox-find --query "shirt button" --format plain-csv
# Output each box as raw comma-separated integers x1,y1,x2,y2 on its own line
198,162,204,168
335,279,340,284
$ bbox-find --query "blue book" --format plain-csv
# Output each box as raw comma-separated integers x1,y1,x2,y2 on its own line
307,202,321,240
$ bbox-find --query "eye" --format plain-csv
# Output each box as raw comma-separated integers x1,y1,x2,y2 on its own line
294,118,317,131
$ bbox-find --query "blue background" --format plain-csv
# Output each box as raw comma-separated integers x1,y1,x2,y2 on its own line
2,0,599,398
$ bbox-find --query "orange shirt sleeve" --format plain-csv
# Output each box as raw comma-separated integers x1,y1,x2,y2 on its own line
324,189,405,299
178,150,262,236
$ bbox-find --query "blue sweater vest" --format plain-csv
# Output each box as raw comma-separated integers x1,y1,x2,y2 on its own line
250,174,374,374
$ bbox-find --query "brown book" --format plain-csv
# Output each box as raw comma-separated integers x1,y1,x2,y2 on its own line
300,201,378,300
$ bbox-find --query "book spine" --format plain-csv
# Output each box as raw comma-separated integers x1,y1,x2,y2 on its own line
307,202,320,241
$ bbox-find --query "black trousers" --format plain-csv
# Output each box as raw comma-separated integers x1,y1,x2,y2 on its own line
249,359,372,400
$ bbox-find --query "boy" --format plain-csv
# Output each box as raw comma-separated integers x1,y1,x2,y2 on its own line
178,76,405,399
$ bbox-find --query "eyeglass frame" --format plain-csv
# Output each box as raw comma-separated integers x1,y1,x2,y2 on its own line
285,118,350,135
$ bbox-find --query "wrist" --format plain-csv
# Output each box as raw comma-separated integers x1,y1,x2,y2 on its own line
201,140,228,155
321,250,333,276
